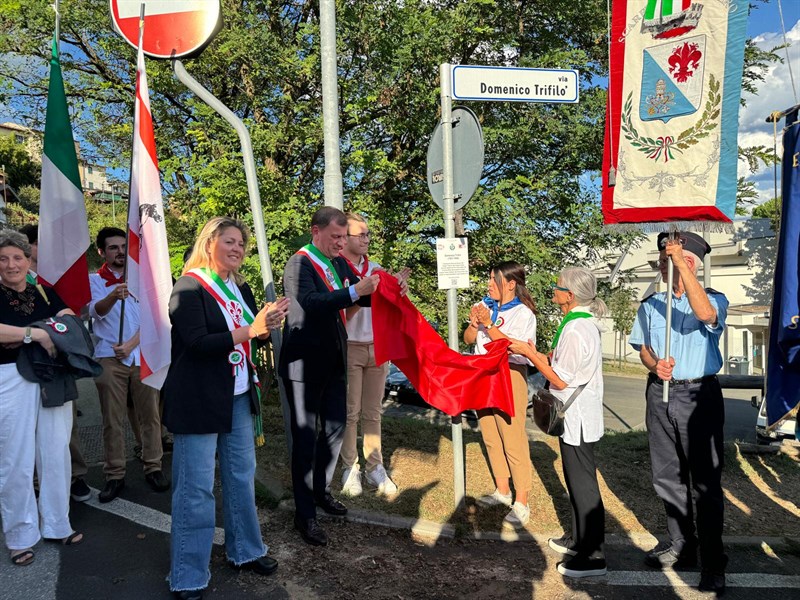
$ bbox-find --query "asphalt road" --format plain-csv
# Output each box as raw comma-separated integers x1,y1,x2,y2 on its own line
600,375,761,442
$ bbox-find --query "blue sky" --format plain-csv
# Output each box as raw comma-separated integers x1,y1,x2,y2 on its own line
739,1,800,204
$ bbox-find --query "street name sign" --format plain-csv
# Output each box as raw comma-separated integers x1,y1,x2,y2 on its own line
451,65,579,103
110,0,222,59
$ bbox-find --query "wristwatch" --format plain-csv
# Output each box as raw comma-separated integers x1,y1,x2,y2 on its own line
23,326,32,344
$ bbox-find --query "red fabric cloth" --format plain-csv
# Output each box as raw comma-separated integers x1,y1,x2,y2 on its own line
371,271,515,417
97,262,124,287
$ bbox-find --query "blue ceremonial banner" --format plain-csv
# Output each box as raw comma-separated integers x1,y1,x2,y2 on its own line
766,108,800,429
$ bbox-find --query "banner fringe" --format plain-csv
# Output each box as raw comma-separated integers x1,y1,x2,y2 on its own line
604,221,735,235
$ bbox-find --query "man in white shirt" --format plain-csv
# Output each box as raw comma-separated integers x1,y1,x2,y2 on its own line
339,214,398,496
89,227,168,502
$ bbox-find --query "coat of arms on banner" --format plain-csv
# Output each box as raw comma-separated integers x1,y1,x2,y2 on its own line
640,36,706,123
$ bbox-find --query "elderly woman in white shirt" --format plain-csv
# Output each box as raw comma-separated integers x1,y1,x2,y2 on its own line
509,267,607,579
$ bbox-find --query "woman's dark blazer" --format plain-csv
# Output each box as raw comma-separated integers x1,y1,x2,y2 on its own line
163,274,261,434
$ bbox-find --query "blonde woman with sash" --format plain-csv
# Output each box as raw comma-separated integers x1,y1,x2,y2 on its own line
163,217,289,600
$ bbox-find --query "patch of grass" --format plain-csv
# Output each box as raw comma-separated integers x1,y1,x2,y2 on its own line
602,358,650,378
256,395,799,537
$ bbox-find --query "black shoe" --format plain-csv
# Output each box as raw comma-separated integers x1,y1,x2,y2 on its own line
557,555,607,578
229,555,278,576
98,478,125,503
145,470,170,492
172,590,203,600
548,535,577,556
644,541,697,569
70,478,92,502
294,516,328,546
315,493,347,516
699,570,726,595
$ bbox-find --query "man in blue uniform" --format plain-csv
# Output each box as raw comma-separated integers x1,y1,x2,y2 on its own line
629,231,729,595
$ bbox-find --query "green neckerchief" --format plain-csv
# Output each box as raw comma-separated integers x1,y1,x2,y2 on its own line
26,272,36,285
303,243,344,288
551,311,592,350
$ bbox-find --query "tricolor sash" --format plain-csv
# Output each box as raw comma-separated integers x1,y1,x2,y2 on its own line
296,244,348,325
186,268,266,446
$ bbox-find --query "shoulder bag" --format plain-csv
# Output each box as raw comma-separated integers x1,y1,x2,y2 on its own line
531,383,586,437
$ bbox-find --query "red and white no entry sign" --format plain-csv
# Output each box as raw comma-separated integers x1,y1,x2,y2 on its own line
110,0,222,59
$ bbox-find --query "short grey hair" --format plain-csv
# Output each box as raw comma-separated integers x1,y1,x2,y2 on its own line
559,267,608,318
0,230,32,258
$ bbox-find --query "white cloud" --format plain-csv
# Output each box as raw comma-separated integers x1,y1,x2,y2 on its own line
738,19,800,203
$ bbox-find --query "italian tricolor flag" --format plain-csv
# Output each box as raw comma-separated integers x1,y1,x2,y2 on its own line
37,34,90,313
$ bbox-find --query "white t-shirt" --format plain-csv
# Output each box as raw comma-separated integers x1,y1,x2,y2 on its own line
550,307,604,446
474,301,537,366
224,278,251,396
345,256,381,343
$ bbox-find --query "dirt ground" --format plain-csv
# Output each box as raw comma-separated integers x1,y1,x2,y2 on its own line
257,406,800,539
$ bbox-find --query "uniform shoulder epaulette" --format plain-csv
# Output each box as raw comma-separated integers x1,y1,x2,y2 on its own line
705,287,723,295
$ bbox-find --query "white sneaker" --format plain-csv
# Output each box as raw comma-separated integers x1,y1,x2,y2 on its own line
365,464,398,495
503,502,530,528
476,489,513,508
341,464,363,497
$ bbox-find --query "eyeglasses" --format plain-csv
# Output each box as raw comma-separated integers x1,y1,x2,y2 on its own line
348,232,371,241
551,285,570,292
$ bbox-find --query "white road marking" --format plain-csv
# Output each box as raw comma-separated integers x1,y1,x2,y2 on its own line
603,571,800,588
86,487,225,546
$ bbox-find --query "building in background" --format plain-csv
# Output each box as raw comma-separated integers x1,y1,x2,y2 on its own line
591,218,775,375
0,121,127,227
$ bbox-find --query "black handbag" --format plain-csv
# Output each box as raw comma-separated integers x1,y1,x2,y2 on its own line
531,383,586,437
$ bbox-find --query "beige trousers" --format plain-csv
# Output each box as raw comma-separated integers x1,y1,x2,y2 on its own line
341,342,389,471
95,358,162,479
477,363,532,493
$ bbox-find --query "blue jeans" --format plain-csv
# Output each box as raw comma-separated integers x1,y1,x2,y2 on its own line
169,393,266,592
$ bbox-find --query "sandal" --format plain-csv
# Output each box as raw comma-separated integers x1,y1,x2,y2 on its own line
10,549,35,566
46,531,83,546
61,531,83,546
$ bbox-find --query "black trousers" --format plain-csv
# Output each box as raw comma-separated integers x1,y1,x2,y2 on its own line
282,365,348,520
559,433,605,559
645,375,726,571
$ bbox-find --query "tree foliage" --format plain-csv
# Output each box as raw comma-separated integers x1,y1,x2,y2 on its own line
0,135,41,189
0,0,778,340
752,195,781,231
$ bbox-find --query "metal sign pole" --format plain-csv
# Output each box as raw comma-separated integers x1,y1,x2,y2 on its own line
172,59,293,452
319,0,344,210
440,63,465,509
662,230,678,403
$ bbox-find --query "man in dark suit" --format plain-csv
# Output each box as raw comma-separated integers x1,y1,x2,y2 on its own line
280,207,381,547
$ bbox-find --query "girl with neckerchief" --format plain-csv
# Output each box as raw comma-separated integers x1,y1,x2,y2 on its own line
464,261,537,529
